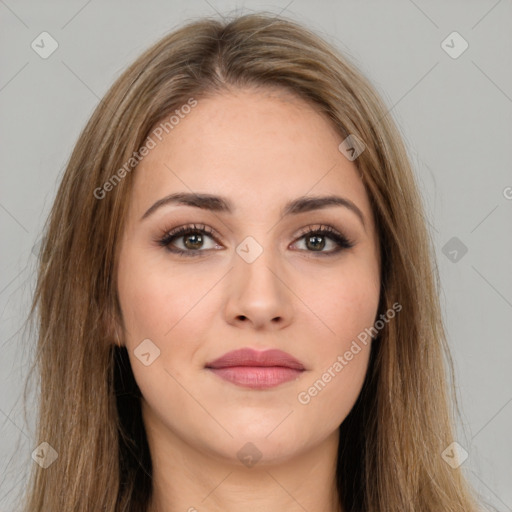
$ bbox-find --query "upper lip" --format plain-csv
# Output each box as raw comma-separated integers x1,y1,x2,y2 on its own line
205,348,305,370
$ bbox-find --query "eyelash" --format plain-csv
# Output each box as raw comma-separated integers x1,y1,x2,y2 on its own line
156,223,355,257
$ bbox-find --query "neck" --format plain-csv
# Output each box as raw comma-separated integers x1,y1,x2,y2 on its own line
143,402,343,512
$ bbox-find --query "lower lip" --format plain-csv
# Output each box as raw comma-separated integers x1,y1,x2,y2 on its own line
207,366,304,389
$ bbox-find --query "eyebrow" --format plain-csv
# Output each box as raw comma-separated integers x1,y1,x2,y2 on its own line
140,192,366,228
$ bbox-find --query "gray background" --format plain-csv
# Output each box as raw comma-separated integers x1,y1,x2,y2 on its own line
1,1,511,510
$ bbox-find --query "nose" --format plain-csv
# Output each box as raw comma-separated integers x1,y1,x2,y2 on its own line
223,247,294,331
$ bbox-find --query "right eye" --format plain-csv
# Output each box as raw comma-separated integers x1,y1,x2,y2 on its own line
158,223,223,256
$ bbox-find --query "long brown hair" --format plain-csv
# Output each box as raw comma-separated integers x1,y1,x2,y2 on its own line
21,11,486,511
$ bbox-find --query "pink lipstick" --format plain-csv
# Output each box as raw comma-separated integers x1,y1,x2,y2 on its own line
205,347,305,389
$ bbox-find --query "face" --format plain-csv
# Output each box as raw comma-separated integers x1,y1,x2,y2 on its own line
116,86,381,466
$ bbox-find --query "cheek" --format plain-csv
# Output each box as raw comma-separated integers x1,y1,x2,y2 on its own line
302,259,380,347
296,280,376,420
120,282,178,341
297,342,371,436
116,251,216,396
117,260,204,425
117,270,209,402
292,261,378,425
117,248,213,343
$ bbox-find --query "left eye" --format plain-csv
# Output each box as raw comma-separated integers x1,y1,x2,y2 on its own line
290,226,355,255
293,232,340,252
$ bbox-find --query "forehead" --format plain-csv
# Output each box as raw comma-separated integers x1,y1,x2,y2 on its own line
128,87,373,226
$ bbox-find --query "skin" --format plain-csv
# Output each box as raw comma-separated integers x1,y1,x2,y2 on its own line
116,86,381,512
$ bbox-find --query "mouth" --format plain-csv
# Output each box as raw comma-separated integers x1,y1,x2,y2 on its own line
205,348,306,390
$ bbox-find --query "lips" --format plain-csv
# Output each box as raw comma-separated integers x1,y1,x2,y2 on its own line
205,348,306,389
205,348,305,370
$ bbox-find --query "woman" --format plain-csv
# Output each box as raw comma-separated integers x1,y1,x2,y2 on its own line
22,12,485,512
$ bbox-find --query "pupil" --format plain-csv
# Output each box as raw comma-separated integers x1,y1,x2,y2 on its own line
184,232,203,249
307,234,325,251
